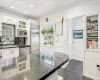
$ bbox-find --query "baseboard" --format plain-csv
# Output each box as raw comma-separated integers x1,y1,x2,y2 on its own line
58,75,63,80
61,59,70,68
84,74,100,80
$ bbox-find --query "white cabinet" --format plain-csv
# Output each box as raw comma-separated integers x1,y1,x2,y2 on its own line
0,49,2,56
15,20,31,45
13,48,19,57
2,48,19,59
17,20,27,30
15,19,28,37
2,16,17,24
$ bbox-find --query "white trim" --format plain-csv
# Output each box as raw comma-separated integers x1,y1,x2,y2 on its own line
61,60,69,68
84,74,100,80
58,75,63,80
85,49,100,52
65,14,85,21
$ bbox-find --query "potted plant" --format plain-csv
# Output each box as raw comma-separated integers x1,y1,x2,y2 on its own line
46,28,50,35
50,27,54,34
41,29,46,35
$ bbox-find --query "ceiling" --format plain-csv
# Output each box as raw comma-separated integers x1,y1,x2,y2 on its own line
0,0,89,19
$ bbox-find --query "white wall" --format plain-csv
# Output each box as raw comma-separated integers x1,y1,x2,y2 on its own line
40,0,100,79
40,11,67,54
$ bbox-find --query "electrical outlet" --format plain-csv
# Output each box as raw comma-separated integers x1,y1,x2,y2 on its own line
97,65,100,70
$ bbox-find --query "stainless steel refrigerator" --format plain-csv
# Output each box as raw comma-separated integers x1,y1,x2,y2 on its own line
30,23,40,60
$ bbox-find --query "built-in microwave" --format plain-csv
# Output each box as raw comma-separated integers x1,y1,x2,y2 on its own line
17,29,27,37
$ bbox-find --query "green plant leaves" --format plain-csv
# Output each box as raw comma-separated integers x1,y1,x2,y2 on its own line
41,26,54,35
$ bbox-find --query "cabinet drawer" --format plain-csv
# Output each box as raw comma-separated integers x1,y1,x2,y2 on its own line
2,16,17,24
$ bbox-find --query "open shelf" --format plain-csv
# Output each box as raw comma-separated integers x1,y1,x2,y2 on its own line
85,49,100,52
86,23,98,26
87,31,98,34
41,25,54,46
86,15,98,49
87,37,98,39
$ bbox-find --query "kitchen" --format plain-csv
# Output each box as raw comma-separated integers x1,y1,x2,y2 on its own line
1,0,100,80
0,11,68,80
0,13,31,79
0,11,69,80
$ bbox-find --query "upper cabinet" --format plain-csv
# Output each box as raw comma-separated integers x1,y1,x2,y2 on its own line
2,15,17,24
15,19,28,37
0,15,30,40
17,20,27,30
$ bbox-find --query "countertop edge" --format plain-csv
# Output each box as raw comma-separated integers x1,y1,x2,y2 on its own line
39,58,69,80
0,45,30,49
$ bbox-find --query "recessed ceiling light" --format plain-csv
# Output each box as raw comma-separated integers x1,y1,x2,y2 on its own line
30,5,34,8
10,6,14,8
24,11,27,14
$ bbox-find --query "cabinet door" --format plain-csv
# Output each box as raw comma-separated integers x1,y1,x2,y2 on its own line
2,48,14,59
2,16,17,24
18,20,27,29
2,48,19,59
0,49,1,56
13,48,19,58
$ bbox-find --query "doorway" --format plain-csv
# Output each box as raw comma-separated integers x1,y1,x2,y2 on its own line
66,16,84,61
72,16,84,61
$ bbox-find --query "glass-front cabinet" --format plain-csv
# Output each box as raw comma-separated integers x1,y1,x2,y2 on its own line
18,21,26,29
16,20,27,37
2,23,15,45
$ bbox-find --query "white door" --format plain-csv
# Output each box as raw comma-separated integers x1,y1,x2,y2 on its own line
72,16,84,61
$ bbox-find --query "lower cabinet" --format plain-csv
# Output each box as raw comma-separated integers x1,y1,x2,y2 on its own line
0,47,29,79
0,49,2,56
2,48,19,59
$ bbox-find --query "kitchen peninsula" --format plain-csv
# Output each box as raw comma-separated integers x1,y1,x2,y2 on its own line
1,52,69,80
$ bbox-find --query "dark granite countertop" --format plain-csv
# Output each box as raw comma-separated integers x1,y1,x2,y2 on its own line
25,52,69,80
0,45,30,49
1,52,69,80
18,45,30,48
